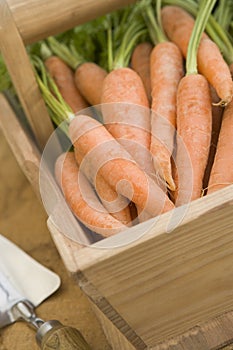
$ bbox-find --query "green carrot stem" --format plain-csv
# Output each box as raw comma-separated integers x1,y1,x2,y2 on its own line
47,37,85,70
33,55,49,88
112,18,147,70
214,0,233,31
107,15,113,72
143,2,167,44
40,42,53,60
156,0,164,37
186,0,217,75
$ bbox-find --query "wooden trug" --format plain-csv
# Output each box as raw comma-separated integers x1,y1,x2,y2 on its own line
1,1,233,349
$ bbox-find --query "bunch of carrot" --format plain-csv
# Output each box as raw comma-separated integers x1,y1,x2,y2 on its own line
28,0,233,239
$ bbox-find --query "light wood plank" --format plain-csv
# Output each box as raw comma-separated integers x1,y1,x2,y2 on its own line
0,94,41,197
76,272,147,350
73,187,233,346
0,0,54,149
7,0,137,44
152,311,233,349
91,303,140,350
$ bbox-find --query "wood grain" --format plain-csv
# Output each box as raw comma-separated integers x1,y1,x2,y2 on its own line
0,1,54,149
73,186,233,347
6,0,137,44
0,94,42,197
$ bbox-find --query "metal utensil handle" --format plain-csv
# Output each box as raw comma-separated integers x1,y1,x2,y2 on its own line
13,301,92,349
37,320,92,350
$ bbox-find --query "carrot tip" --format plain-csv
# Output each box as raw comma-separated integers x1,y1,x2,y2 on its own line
166,180,176,192
212,97,232,108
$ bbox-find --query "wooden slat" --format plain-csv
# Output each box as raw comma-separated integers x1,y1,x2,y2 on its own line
0,0,54,149
152,311,233,349
7,0,137,44
72,186,233,347
91,303,140,350
0,94,41,197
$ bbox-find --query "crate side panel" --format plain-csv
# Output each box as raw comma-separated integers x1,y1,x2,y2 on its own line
80,199,233,346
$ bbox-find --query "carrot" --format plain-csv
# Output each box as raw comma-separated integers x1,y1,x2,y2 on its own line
44,56,89,113
203,85,223,191
102,11,161,222
74,147,132,225
47,37,107,106
101,15,156,179
74,62,108,106
55,152,127,236
161,5,233,106
142,1,184,191
173,0,215,205
150,43,183,191
131,42,153,103
207,99,233,194
40,43,89,113
69,115,174,216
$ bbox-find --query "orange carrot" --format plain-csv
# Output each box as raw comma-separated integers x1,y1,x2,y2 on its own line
74,62,108,106
101,67,156,178
44,56,89,113
174,75,212,204
207,99,233,194
74,147,132,225
47,37,107,106
69,115,174,216
150,42,184,191
161,5,233,106
141,3,184,191
101,14,159,222
131,42,153,103
173,0,214,205
55,152,127,236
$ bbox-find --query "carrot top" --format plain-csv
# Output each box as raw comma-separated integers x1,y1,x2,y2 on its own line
214,0,233,32
46,37,86,71
141,0,167,44
109,6,148,71
186,0,218,75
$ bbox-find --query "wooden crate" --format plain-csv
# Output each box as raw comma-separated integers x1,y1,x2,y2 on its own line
1,1,233,349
